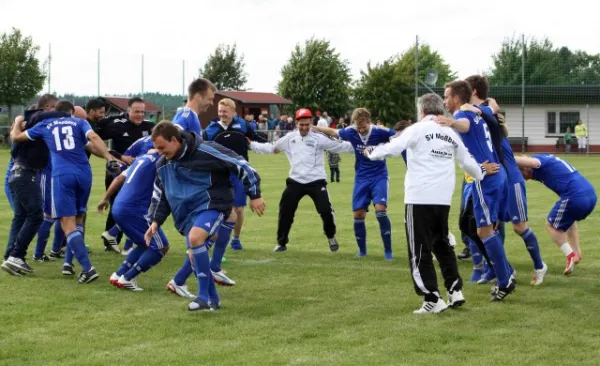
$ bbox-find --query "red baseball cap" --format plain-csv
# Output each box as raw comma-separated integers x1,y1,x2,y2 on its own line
295,108,313,120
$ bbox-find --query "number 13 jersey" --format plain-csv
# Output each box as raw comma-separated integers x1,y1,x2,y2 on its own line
25,117,93,177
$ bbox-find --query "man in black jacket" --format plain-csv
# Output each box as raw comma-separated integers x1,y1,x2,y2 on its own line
95,97,154,252
2,94,58,275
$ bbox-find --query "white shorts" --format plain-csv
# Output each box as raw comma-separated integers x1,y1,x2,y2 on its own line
578,137,587,149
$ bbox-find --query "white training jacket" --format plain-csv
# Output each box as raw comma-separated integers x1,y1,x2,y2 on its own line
366,115,485,206
250,130,354,184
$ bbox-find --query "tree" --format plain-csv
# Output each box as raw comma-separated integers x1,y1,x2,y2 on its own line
488,36,600,85
278,38,352,117
199,44,248,91
353,44,456,123
0,28,46,123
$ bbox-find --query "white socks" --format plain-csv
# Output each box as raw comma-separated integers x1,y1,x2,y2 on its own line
560,243,574,257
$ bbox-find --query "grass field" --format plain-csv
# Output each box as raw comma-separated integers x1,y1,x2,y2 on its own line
0,149,599,365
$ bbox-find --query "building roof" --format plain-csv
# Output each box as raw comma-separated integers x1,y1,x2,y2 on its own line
100,97,161,112
417,85,600,105
217,91,293,105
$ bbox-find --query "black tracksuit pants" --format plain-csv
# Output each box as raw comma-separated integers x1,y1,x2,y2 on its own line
405,204,462,302
104,172,123,244
277,178,336,246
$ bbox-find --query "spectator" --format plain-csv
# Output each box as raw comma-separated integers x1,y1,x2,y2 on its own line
327,150,341,183
337,117,346,129
268,115,280,141
317,113,329,127
313,111,321,126
246,114,258,131
564,127,573,155
575,120,588,155
323,111,332,125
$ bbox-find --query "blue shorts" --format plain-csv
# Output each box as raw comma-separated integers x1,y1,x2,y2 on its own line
113,210,168,250
472,171,509,228
185,210,225,248
502,181,528,224
50,173,92,219
352,177,389,212
231,174,247,207
548,192,597,231
39,170,52,215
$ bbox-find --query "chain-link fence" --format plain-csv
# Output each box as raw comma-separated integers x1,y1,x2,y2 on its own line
414,35,600,154
1,36,598,153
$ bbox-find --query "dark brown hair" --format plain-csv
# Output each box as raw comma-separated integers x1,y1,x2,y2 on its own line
151,120,182,142
465,75,489,100
444,80,472,105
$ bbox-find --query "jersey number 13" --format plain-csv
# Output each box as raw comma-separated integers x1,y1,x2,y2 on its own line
52,126,76,151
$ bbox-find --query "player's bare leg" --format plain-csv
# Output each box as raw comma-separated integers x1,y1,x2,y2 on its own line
567,222,581,263
230,206,244,250
545,221,576,275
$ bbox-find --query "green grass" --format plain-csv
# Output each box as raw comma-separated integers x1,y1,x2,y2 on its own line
1,150,600,366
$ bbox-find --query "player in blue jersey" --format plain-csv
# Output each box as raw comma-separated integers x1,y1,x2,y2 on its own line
100,135,156,255
203,98,268,266
29,109,74,263
516,154,597,275
145,122,265,311
314,108,396,260
10,101,118,284
173,78,216,135
166,78,222,297
437,80,515,301
464,75,547,286
98,148,169,291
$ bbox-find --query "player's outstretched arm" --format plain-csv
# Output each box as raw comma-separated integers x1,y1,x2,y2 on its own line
515,156,541,169
97,174,126,212
313,125,340,138
9,116,30,142
87,130,117,162
318,134,354,154
365,124,416,160
434,115,470,133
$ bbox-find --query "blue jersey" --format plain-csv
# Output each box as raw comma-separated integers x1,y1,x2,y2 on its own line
124,136,154,158
173,107,201,135
113,152,159,213
501,138,523,184
26,117,92,177
455,110,500,165
531,154,594,196
338,125,396,181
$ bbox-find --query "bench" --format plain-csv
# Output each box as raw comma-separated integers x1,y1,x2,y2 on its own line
507,136,528,151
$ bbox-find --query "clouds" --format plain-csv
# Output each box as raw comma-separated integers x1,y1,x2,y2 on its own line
2,0,598,96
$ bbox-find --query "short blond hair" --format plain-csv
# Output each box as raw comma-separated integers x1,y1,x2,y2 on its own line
351,108,371,125
218,98,236,110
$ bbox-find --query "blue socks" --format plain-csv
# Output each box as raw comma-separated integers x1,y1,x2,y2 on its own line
116,246,146,276
123,238,133,251
174,256,194,286
375,210,392,257
354,219,367,255
124,248,164,280
211,221,235,273
191,244,211,303
521,228,544,270
482,232,511,287
34,217,54,258
107,225,121,237
469,239,484,282
66,231,92,272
